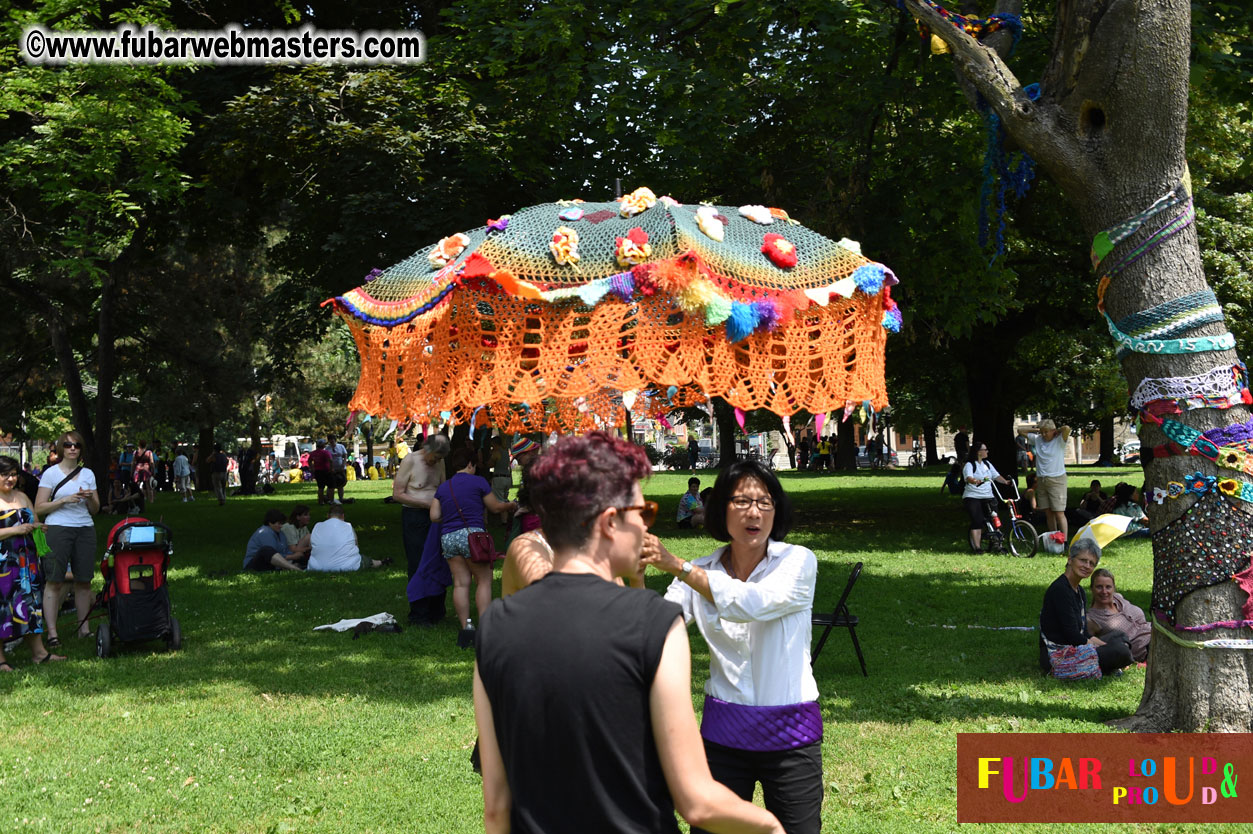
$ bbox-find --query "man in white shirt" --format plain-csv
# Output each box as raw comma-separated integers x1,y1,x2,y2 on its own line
308,504,385,571
1021,419,1072,540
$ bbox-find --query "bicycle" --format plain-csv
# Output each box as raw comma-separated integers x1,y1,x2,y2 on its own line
907,441,923,469
986,479,1038,557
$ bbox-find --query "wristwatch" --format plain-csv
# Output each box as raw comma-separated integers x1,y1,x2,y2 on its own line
680,561,693,578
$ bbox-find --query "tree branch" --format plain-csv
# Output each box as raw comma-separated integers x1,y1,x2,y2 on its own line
897,0,1060,167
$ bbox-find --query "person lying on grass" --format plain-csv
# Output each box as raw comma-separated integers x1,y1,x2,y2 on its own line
307,503,388,572
242,508,305,572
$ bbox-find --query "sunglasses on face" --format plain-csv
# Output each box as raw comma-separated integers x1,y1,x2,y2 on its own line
616,501,659,529
63,442,81,449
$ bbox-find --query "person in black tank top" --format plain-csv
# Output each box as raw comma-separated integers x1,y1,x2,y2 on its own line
473,431,783,834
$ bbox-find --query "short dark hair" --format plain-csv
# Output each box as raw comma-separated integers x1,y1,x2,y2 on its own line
289,504,309,523
447,448,474,473
688,477,700,488
0,455,19,476
263,508,286,526
529,431,651,551
1114,481,1136,506
326,503,345,518
703,460,794,543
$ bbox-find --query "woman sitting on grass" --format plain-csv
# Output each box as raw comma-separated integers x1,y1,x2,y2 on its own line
1109,482,1150,538
1038,539,1132,677
1088,568,1151,663
280,504,312,561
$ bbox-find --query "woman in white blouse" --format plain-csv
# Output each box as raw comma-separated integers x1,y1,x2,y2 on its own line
643,460,821,834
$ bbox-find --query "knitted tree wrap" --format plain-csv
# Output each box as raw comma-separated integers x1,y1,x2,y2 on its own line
330,196,898,432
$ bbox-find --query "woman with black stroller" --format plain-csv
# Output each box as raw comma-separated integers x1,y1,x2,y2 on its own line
962,442,1012,553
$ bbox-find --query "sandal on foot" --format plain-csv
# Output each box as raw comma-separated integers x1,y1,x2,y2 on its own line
46,636,61,648
33,653,67,664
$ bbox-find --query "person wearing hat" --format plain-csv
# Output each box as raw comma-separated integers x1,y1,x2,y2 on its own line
508,438,542,537
396,434,451,624
1019,419,1072,542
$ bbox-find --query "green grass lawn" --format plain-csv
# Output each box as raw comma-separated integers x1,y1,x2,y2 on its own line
0,467,1236,833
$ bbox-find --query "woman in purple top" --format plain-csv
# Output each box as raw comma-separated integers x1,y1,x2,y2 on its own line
431,449,517,646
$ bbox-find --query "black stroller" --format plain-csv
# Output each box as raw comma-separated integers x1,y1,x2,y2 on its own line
90,517,181,658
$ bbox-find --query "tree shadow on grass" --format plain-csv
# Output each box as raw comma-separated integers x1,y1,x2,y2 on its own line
800,567,1144,727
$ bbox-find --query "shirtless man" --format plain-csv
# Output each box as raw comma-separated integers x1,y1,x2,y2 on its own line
394,434,450,579
395,435,450,624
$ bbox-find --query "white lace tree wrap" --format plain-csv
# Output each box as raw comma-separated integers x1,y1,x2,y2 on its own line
1129,363,1248,411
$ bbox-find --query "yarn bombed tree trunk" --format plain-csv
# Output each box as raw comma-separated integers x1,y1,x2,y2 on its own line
912,0,1251,730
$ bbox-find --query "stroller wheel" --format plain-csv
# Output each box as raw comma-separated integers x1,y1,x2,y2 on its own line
95,623,111,659
166,617,182,652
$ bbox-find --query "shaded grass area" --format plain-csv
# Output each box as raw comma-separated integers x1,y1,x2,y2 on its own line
1,468,1234,832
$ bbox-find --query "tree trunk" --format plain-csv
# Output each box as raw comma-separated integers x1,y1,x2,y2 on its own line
196,425,215,491
363,421,375,472
1097,413,1116,466
835,415,857,470
912,0,1249,730
90,265,119,492
923,421,940,465
713,398,739,467
965,359,1017,481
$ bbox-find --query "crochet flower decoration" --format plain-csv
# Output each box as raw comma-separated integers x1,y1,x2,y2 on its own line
429,233,470,268
761,233,798,268
1150,487,1168,505
550,226,580,266
1221,449,1253,474
619,187,657,218
769,207,799,225
615,227,651,267
486,216,510,232
362,268,384,284
1184,472,1216,496
1166,481,1186,499
695,205,725,241
738,204,773,225
1218,478,1241,497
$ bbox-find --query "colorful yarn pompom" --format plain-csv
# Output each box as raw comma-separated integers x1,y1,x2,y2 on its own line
761,233,798,269
486,216,510,232
676,278,721,314
752,299,783,331
725,301,760,343
851,264,887,295
882,306,903,333
615,227,652,267
607,271,635,302
739,205,774,225
559,207,583,221
429,233,470,269
704,294,732,326
619,187,657,217
550,226,581,266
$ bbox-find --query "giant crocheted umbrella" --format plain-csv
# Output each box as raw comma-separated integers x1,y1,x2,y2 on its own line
328,188,902,434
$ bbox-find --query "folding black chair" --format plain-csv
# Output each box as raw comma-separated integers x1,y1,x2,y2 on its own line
811,561,867,676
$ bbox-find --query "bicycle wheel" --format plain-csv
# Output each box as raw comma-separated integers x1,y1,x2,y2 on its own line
1008,520,1038,557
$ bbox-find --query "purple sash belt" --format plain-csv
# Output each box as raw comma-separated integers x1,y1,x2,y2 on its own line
700,695,823,752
